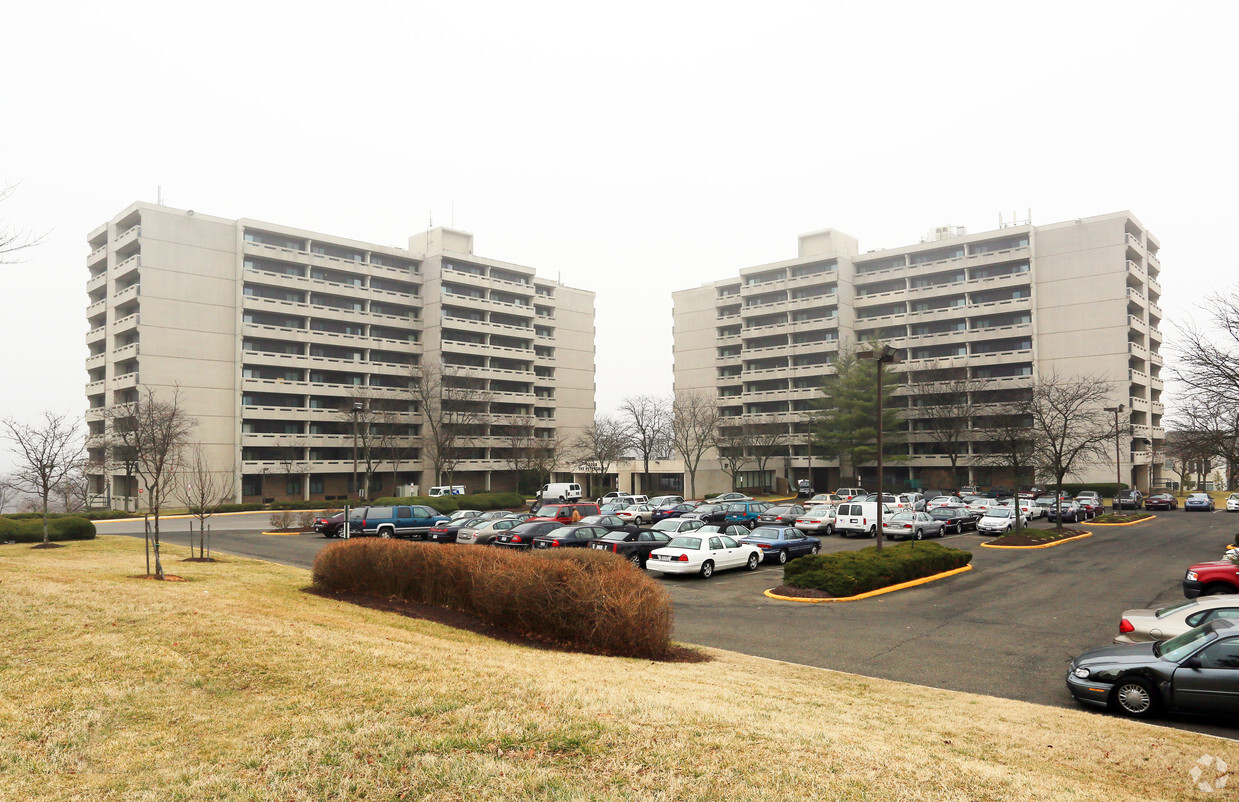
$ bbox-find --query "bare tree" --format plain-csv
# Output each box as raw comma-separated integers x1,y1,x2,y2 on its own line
1026,373,1120,531
911,372,993,487
619,394,671,495
1173,395,1239,492
711,423,750,491
372,410,415,496
2,412,84,545
0,477,13,515
975,402,1037,502
53,462,90,513
272,436,309,500
1172,290,1239,400
572,415,629,498
109,386,196,578
745,421,788,493
1161,426,1215,494
1,184,45,264
670,390,722,499
498,415,563,493
408,358,493,489
176,445,236,559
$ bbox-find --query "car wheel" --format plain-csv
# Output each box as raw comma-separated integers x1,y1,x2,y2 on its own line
745,553,759,571
914,529,924,541
746,520,756,529
700,560,715,579
777,549,789,565
868,526,876,538
627,552,642,568
379,528,393,539
824,524,833,536
810,543,820,555
1110,677,1158,718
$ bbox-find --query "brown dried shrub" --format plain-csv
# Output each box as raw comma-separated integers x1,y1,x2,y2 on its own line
312,540,673,659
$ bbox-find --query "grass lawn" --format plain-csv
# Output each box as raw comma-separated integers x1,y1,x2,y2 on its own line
0,537,1232,801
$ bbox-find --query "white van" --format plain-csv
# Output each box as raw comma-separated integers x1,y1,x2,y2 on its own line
538,482,583,503
428,485,466,497
835,501,894,538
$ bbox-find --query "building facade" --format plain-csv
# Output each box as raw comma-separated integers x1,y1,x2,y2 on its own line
672,212,1165,494
85,202,594,507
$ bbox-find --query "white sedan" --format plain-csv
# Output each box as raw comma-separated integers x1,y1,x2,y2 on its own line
976,508,1028,534
455,518,520,545
615,503,656,525
646,533,762,578
1227,494,1239,512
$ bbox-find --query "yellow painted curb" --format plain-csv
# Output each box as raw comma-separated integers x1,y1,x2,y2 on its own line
261,530,309,537
1086,515,1156,527
763,564,973,603
981,531,1093,549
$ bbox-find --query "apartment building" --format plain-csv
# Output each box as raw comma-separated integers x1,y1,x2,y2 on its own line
672,212,1165,493
85,202,594,507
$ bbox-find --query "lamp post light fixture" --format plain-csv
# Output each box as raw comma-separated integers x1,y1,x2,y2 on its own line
1103,403,1125,510
857,344,901,551
351,401,364,501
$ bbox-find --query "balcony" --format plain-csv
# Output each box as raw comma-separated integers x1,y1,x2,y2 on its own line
1130,450,1152,463
1129,396,1149,411
1151,426,1166,440
86,379,104,395
114,253,141,277
1151,401,1165,415
115,224,140,246
113,372,140,390
1129,368,1149,384
1148,276,1162,296
86,352,105,370
1127,314,1147,334
1125,259,1145,280
87,271,107,292
1126,233,1144,252
1131,424,1152,440
86,326,106,345
87,244,107,268
86,298,106,317
1126,287,1147,307
1149,351,1163,367
1148,326,1163,344
1128,342,1148,360
113,312,140,333
1149,302,1163,319
114,283,140,304
1150,376,1164,391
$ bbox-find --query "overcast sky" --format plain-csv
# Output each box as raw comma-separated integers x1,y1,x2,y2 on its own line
2,1,1235,469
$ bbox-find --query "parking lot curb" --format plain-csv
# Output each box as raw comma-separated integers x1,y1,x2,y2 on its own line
1087,515,1156,527
981,531,1092,549
762,564,973,603
261,530,308,537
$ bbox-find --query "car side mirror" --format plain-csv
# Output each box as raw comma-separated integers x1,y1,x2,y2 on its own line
1182,656,1203,670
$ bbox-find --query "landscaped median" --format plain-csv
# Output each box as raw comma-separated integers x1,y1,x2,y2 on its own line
1088,512,1155,526
767,541,973,601
982,528,1092,549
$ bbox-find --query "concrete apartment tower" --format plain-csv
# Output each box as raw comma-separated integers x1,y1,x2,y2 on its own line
85,202,595,507
672,211,1165,493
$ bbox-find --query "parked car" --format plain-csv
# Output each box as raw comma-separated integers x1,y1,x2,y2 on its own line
1004,498,1041,519
682,503,728,524
794,505,837,535
1185,492,1216,512
1045,500,1084,523
538,482,583,503
1074,497,1104,519
651,502,698,523
966,497,1003,516
1182,560,1239,598
723,500,771,528
615,503,656,525
959,485,982,496
448,509,482,521
426,516,483,544
596,491,634,506
1228,493,1239,512
977,507,1026,534
531,524,611,550
834,501,893,538
314,511,346,537
456,517,523,545
1067,619,1239,718
1115,596,1239,644
646,517,706,537
646,533,762,578
1076,490,1102,506
696,523,753,539
588,529,673,567
805,493,844,507
490,520,561,550
347,505,450,539
1143,493,1178,511
1033,496,1059,516
738,526,821,564
834,487,866,501
795,479,815,498
756,504,806,526
927,505,975,534
529,502,601,525
1114,490,1144,510
707,492,753,503
647,495,686,508
882,511,945,541
925,496,961,511
577,514,638,534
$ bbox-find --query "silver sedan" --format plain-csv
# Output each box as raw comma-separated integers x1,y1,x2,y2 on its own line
882,511,945,541
1115,596,1239,644
794,505,838,534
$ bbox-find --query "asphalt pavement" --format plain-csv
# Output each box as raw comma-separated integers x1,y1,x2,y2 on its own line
94,508,1239,739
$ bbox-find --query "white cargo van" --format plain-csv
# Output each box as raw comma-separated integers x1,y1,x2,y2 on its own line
538,482,582,502
834,501,894,538
428,485,466,497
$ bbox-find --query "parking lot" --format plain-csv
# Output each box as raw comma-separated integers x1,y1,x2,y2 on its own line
97,507,1239,738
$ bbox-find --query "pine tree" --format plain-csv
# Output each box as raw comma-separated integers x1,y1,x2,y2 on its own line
811,343,905,484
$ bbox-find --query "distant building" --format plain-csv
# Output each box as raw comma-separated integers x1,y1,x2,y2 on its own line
673,212,1165,493
85,202,595,507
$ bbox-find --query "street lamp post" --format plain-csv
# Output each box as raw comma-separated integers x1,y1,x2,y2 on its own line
351,401,364,501
1104,404,1125,511
859,345,901,551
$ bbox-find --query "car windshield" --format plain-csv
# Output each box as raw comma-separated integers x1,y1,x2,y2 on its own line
986,509,1012,518
1156,626,1218,661
651,519,680,531
666,536,701,550
746,527,784,539
887,513,914,522
807,506,833,515
1155,600,1199,619
599,531,630,541
1189,494,1208,500
545,527,580,538
929,509,954,518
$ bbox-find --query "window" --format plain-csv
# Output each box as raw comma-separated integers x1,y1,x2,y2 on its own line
242,475,262,496
286,476,302,495
1198,640,1239,669
309,475,324,494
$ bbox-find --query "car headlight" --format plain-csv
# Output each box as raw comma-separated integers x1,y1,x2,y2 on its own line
1187,571,1199,581
1072,667,1090,679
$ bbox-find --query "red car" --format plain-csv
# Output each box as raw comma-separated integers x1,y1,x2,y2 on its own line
1144,493,1178,511
1183,561,1239,598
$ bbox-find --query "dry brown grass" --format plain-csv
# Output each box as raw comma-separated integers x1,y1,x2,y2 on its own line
0,536,1232,801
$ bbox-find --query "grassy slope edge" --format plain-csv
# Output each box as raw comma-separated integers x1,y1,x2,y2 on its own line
0,536,1225,801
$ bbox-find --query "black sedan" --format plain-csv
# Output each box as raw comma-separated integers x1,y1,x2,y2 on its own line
756,504,806,526
577,514,639,534
531,524,610,550
314,511,346,538
683,503,728,524
426,517,483,543
588,529,673,567
1144,493,1179,511
928,505,975,534
491,520,562,550
651,503,698,523
738,525,821,565
1067,619,1239,718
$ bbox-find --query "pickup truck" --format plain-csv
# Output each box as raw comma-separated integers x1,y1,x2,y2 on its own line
347,505,449,539
1183,560,1239,598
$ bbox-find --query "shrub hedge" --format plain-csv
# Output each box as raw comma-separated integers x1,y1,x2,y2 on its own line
782,541,972,598
0,516,97,543
312,539,673,658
